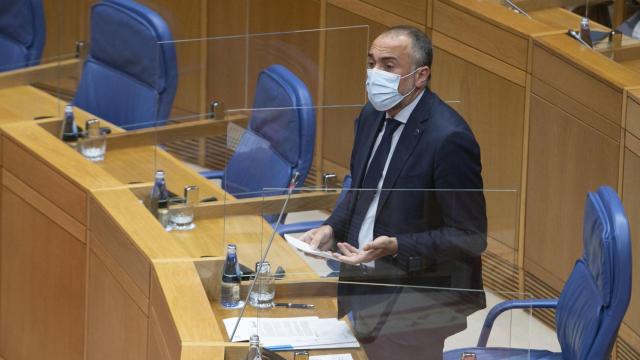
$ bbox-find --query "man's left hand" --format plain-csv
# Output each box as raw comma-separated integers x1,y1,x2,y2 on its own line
333,236,398,265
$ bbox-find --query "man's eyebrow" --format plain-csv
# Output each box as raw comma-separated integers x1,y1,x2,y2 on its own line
367,53,398,62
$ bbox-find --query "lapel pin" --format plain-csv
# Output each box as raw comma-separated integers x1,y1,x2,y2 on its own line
415,129,421,135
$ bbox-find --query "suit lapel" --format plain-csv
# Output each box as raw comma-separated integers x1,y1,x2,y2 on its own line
376,90,434,216
352,111,385,187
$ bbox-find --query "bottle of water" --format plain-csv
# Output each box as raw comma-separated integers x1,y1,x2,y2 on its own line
149,170,169,218
221,244,241,308
245,334,262,360
60,104,79,142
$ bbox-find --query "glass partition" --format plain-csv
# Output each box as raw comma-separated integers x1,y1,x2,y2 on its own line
230,283,534,359
157,25,370,118
213,188,532,358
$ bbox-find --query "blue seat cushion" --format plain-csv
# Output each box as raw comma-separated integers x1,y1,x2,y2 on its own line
74,60,160,129
0,35,28,71
224,130,293,196
444,348,561,360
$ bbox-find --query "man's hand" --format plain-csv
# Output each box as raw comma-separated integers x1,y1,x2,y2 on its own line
300,225,335,251
333,236,398,265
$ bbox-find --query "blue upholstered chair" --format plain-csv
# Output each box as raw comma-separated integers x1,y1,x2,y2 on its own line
0,0,45,72
201,64,316,199
444,186,632,360
74,0,177,129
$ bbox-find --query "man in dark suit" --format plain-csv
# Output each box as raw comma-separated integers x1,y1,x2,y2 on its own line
302,26,487,359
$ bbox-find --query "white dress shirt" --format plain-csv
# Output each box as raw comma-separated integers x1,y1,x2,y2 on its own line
358,90,425,266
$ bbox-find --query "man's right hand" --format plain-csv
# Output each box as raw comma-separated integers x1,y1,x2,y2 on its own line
300,225,335,251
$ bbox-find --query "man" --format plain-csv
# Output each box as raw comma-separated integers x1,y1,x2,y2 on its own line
302,26,487,359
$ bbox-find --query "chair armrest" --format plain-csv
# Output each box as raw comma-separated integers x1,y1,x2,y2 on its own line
199,170,225,180
477,298,558,347
275,221,324,236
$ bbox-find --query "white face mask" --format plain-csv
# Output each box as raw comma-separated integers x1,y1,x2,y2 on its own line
366,67,420,111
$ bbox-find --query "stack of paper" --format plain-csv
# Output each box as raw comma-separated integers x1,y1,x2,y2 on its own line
223,316,359,350
284,234,344,262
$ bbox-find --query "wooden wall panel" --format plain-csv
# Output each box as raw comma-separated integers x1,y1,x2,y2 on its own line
206,0,249,111
87,252,148,360
622,146,640,340
42,0,89,61
361,0,428,25
431,49,525,252
432,1,529,70
525,94,620,288
0,188,85,360
322,4,388,171
137,0,206,115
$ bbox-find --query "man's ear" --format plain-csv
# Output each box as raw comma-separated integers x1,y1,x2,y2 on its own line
416,66,431,88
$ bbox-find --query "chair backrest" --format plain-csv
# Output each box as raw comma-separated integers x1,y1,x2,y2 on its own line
74,0,177,129
0,0,45,72
556,186,632,360
224,64,316,197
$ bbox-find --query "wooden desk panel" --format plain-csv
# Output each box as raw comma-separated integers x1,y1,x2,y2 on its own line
627,92,640,139
525,94,620,288
0,188,86,360
433,1,529,70
532,41,623,125
87,251,148,360
432,48,525,252
0,86,62,123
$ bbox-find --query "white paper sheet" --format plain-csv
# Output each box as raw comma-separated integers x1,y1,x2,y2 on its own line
284,234,343,262
223,316,359,350
310,354,354,360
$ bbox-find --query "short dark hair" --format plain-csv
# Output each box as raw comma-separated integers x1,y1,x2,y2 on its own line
382,25,433,69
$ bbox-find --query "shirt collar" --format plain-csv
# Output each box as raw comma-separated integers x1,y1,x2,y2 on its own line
386,89,425,124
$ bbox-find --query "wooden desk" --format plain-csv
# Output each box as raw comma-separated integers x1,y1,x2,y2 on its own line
0,85,324,360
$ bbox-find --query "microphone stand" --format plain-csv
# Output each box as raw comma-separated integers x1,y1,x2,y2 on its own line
229,171,301,342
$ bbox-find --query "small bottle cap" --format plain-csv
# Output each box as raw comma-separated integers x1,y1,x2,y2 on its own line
154,170,165,179
65,104,73,113
227,243,237,253
249,334,260,345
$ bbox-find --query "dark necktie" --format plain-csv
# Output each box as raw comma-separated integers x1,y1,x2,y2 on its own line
362,118,402,189
347,118,402,246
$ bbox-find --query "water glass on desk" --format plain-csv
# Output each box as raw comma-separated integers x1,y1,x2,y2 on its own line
249,261,275,308
168,185,198,230
79,119,106,162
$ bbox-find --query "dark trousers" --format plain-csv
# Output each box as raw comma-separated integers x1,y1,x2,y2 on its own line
344,285,470,360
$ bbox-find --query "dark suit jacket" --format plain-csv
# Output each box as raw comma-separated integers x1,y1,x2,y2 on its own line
325,89,487,325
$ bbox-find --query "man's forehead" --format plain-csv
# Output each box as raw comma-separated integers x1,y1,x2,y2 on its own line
369,33,411,58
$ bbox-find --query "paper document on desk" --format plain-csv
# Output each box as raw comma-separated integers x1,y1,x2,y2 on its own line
284,234,343,262
223,317,359,350
310,355,353,360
